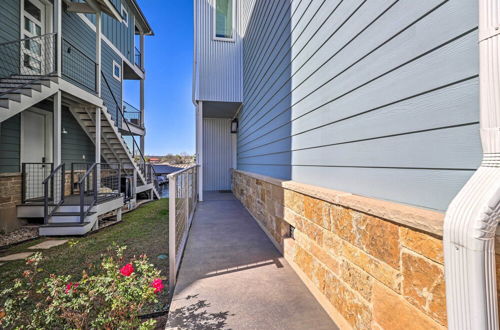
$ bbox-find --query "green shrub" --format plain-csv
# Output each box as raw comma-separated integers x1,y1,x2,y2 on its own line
0,246,164,329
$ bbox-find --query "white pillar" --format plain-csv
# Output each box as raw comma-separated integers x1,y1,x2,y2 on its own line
95,107,101,190
54,0,62,75
197,101,203,201
95,11,102,96
132,168,137,199
140,34,145,153
53,91,61,166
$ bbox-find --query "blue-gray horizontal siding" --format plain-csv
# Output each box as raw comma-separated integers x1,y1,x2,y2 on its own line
0,0,19,43
0,115,21,173
237,0,481,211
62,10,97,92
101,42,122,127
62,107,95,166
195,0,243,102
0,0,20,78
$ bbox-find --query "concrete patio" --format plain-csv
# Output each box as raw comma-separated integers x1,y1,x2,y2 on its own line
166,192,336,330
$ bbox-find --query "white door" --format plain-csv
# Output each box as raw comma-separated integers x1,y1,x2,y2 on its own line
21,0,46,75
22,110,49,200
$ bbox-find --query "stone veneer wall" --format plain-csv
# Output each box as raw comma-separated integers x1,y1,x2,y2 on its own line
233,170,500,329
0,173,23,233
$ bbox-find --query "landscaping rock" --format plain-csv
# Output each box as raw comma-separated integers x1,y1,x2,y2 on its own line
0,226,39,248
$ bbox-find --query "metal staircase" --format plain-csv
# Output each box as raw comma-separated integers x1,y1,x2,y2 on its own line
0,33,59,123
69,71,160,199
70,104,160,199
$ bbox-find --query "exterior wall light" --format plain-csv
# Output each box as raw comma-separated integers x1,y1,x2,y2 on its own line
231,118,238,134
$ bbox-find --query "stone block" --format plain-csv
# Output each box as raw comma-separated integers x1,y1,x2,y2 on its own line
400,227,444,264
373,283,444,330
323,231,343,258
323,270,372,329
294,245,314,279
343,242,402,293
284,190,304,216
402,251,447,325
340,260,373,301
304,196,331,230
334,207,401,269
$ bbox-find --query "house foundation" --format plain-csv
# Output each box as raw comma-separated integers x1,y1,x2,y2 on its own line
0,173,23,233
232,170,497,329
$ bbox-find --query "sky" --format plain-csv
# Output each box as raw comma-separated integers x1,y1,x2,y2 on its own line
124,0,195,156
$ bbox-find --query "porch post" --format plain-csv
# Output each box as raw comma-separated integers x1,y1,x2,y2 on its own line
132,168,137,202
53,91,62,166
95,11,102,96
197,101,203,201
140,34,145,153
95,107,101,190
54,0,62,75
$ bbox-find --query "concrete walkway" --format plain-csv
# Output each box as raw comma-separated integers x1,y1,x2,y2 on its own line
166,192,336,330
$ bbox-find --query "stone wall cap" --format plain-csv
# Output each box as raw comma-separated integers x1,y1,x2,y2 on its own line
0,172,21,178
234,170,444,237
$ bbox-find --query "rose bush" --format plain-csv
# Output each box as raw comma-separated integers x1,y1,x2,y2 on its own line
0,246,165,329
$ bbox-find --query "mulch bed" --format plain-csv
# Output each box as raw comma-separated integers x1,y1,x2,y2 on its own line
0,226,39,249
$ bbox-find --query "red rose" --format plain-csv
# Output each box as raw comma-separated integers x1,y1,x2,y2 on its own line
65,282,79,294
120,263,134,277
151,279,164,293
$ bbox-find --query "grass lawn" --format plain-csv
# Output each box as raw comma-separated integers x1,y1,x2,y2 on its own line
0,199,169,314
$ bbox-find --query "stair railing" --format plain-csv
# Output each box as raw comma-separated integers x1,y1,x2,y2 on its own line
78,162,98,223
42,163,65,224
0,33,57,96
101,71,159,191
168,165,199,294
22,162,54,203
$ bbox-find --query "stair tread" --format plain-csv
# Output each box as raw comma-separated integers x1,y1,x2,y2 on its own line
42,222,92,227
52,211,97,216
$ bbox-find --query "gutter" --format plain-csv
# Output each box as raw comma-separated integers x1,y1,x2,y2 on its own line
443,1,500,329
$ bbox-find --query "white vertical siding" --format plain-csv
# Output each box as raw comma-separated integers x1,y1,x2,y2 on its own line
203,118,233,190
194,0,243,102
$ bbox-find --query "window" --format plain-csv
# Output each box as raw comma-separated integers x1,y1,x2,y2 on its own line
121,4,128,27
214,0,234,41
112,60,121,81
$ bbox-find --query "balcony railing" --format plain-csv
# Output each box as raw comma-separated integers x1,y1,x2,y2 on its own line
168,165,199,294
0,33,57,97
123,101,142,127
62,38,97,93
134,46,141,68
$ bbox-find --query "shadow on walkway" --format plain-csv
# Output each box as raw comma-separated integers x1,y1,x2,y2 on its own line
165,192,336,330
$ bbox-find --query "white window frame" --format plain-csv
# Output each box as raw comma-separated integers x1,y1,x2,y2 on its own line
121,3,128,27
112,60,122,81
213,0,235,42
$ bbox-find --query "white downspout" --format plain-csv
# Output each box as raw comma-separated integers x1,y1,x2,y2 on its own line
444,1,500,329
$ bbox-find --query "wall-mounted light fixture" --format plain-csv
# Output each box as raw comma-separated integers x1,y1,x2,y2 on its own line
231,118,238,134
62,128,68,134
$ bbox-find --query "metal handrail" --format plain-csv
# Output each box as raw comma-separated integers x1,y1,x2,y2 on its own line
0,32,57,96
0,32,56,47
101,71,159,182
79,162,98,223
43,163,65,224
70,162,92,195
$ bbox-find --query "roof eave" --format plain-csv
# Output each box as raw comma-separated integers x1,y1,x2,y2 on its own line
129,0,154,35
